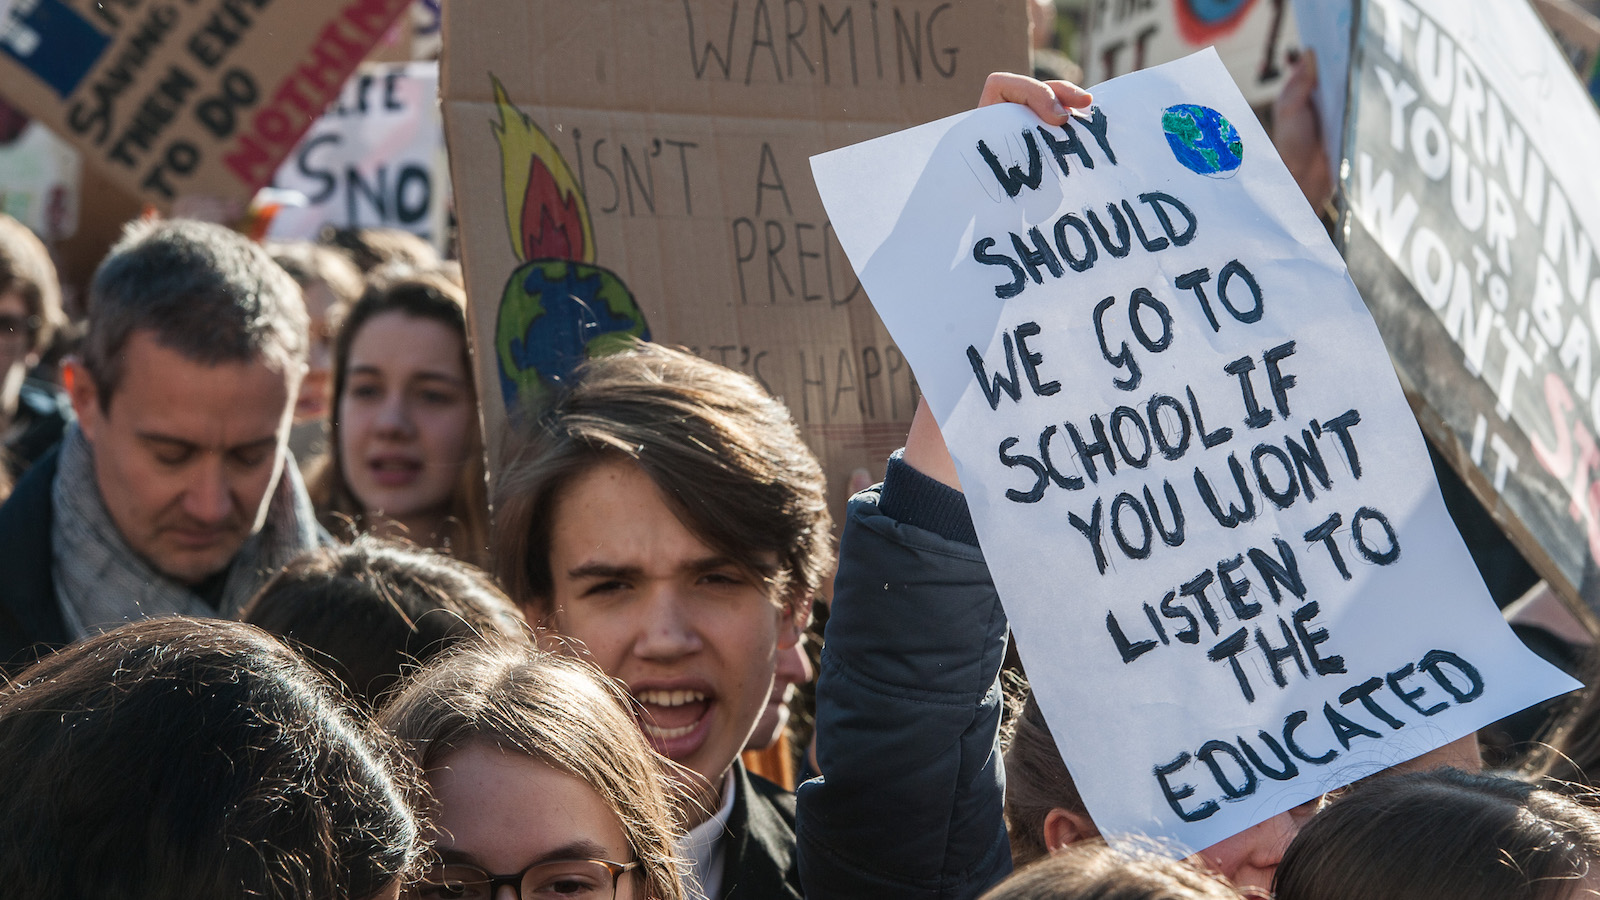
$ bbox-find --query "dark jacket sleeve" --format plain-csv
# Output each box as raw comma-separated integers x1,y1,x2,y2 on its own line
796,456,1013,900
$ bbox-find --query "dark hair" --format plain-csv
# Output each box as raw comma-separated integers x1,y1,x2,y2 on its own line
83,218,307,408
1274,768,1600,900
380,642,687,900
310,270,489,564
978,842,1239,900
239,536,529,709
0,213,63,355
1004,689,1092,865
493,341,832,616
318,226,439,275
0,617,423,899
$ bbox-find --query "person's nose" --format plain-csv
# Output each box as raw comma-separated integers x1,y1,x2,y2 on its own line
631,586,704,661
374,391,413,437
182,456,232,524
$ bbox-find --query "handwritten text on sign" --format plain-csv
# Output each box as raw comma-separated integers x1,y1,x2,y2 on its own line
811,50,1576,851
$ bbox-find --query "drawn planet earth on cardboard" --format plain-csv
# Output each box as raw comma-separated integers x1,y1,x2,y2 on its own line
1162,104,1243,177
496,259,651,420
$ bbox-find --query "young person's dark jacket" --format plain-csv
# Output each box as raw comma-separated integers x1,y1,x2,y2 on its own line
796,454,1013,899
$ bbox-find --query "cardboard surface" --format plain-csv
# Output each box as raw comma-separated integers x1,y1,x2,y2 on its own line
1342,0,1600,619
441,0,1030,504
0,0,413,208
1084,0,1300,106
813,48,1577,852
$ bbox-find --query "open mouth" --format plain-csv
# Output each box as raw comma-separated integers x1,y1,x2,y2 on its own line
634,689,713,753
369,457,422,486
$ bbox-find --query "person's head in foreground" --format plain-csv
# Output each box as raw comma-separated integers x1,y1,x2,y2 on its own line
312,270,487,563
69,217,308,588
493,341,832,808
0,617,422,898
1273,767,1600,900
979,841,1242,900
239,536,529,709
380,641,686,900
1005,688,1301,893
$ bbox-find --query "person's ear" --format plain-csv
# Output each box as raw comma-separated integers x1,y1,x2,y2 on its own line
778,590,814,650
1043,807,1098,852
63,357,102,441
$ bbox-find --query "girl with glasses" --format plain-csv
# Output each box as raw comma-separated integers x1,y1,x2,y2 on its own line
380,641,687,900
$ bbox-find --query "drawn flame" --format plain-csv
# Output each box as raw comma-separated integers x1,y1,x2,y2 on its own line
490,75,594,264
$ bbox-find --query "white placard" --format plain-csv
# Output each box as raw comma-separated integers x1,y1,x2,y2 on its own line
1085,0,1299,106
811,50,1578,851
266,60,449,249
1290,0,1352,175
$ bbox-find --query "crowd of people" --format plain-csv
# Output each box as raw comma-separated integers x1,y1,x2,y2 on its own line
0,68,1599,900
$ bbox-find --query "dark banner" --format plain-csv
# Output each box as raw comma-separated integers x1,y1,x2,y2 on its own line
1341,0,1600,615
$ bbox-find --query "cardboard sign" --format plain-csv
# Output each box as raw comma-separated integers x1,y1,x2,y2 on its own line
0,0,413,208
1083,0,1299,106
812,50,1577,851
1342,0,1600,616
267,61,449,249
440,0,1029,502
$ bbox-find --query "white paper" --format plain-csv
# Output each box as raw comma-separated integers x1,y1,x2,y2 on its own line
1291,0,1352,176
1085,0,1300,106
812,49,1577,852
266,61,449,249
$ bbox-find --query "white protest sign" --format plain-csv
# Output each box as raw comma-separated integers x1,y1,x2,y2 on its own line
811,50,1578,851
1085,0,1298,106
266,61,449,249
1290,0,1351,177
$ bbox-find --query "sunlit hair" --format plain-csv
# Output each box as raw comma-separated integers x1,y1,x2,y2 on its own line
1274,767,1600,900
0,213,64,356
240,536,529,709
0,617,423,898
310,270,489,565
979,841,1240,900
379,642,686,900
492,340,831,619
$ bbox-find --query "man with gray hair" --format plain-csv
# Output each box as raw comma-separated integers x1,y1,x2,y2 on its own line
0,219,325,672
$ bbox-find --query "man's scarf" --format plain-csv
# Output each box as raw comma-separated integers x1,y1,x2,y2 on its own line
51,423,323,637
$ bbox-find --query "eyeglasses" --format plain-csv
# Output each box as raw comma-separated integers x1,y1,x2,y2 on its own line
409,858,640,900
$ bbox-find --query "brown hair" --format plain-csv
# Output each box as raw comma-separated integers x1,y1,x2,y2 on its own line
379,642,686,900
267,240,365,315
0,213,63,356
310,270,489,564
1274,768,1600,900
493,341,831,617
1004,686,1092,866
0,618,423,899
1525,654,1600,790
319,226,439,275
239,536,529,709
978,842,1239,900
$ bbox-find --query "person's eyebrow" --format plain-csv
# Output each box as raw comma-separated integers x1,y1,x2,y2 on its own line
687,554,778,580
134,431,198,452
434,839,621,867
566,562,645,581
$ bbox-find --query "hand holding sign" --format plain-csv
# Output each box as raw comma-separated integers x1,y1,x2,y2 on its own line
811,50,1577,853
